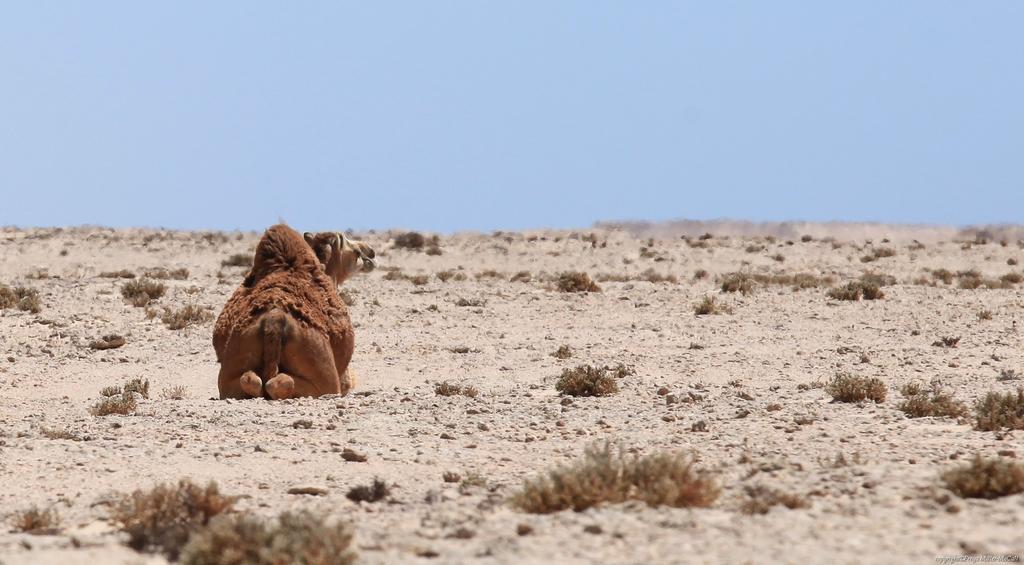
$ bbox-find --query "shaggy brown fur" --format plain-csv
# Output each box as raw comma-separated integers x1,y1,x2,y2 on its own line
213,224,355,399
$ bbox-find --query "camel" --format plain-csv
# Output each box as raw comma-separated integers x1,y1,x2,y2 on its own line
213,225,376,400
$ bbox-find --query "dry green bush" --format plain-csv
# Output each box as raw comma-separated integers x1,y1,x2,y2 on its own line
860,247,896,262
99,269,136,279
825,373,887,403
551,345,572,359
144,267,190,280
124,377,150,399
161,305,215,330
112,480,237,560
694,295,729,315
121,279,167,307
40,427,81,440
556,272,601,293
90,391,137,416
511,443,719,514
455,297,485,307
510,271,532,283
475,269,502,280
221,254,253,268
0,284,42,313
637,268,678,284
974,388,1024,431
346,479,390,503
720,273,755,294
931,268,955,284
161,385,189,400
555,365,619,397
942,456,1024,499
826,281,884,301
434,381,479,398
408,274,430,286
739,485,809,515
10,505,61,534
382,270,407,282
180,511,355,565
898,384,968,419
693,269,710,280
932,336,961,348
393,231,426,249
859,272,896,287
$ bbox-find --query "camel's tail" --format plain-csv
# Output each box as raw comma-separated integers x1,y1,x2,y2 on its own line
260,309,288,381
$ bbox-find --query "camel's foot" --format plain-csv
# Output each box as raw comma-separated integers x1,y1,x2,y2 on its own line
265,373,295,400
240,371,263,398
341,368,357,396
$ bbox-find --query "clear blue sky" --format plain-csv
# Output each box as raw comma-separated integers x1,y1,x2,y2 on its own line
1,3,1022,232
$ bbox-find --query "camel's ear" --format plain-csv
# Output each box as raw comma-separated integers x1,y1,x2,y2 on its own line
338,232,350,249
303,232,315,246
242,269,255,288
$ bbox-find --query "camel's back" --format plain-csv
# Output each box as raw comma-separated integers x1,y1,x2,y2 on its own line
213,225,350,358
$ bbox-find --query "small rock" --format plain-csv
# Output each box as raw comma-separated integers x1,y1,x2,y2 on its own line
691,420,708,432
516,523,533,536
292,419,313,429
89,335,126,350
657,387,669,396
583,525,602,535
440,433,455,440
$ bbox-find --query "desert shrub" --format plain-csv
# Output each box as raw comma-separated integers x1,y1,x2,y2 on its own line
825,373,886,403
694,295,729,315
826,281,884,301
161,385,189,400
425,243,443,256
693,269,710,280
555,365,619,397
556,272,601,293
99,269,136,279
180,511,355,565
221,254,252,268
90,391,137,416
739,485,809,515
475,269,502,280
859,272,896,287
638,268,678,284
143,267,190,280
789,273,835,290
974,388,1024,431
124,377,150,399
161,305,215,330
978,310,994,321
10,505,61,534
393,231,426,250
801,235,814,242
942,456,1024,499
511,443,719,514
112,480,237,560
346,479,390,503
40,427,81,440
931,336,961,348
510,271,532,283
898,385,968,419
122,279,167,307
0,284,42,313
408,274,430,286
551,345,572,359
434,381,479,398
931,268,955,284
860,247,896,262
455,297,485,307
720,273,755,294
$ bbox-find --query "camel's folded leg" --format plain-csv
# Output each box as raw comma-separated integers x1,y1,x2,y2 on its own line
240,371,262,398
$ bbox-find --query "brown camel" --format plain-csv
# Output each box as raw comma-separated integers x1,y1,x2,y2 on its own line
213,225,375,400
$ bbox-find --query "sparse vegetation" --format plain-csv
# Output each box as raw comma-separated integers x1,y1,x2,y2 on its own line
112,480,237,560
124,377,150,399
898,384,968,419
511,443,719,513
90,390,138,416
551,345,572,359
434,381,479,398
860,247,896,263
720,273,755,294
739,485,809,515
10,505,61,534
0,284,42,313
826,281,884,301
221,254,252,268
122,278,167,307
455,297,486,307
510,271,532,283
555,365,619,397
161,385,189,400
556,272,601,293
180,511,355,565
160,304,215,330
974,388,1024,431
346,479,390,503
393,231,426,250
932,336,961,348
942,456,1024,499
99,269,136,279
825,373,887,403
144,267,189,280
694,295,729,315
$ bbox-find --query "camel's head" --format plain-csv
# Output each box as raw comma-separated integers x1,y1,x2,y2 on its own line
303,231,377,285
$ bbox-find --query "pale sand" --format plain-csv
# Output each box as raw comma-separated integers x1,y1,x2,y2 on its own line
1,224,1022,564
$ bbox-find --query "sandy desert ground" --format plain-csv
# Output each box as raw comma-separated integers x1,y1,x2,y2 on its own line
1,223,1023,564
